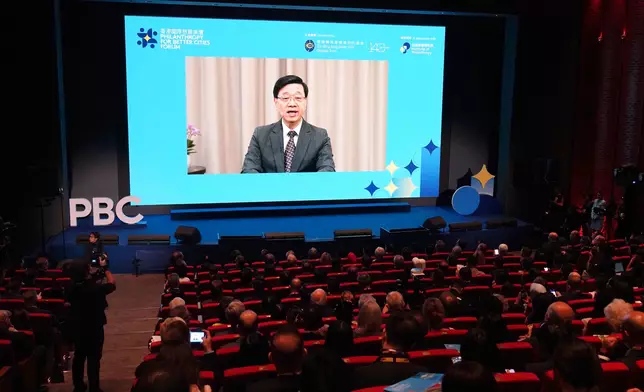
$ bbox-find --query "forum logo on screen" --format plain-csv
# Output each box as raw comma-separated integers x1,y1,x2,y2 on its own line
304,39,315,52
137,28,158,49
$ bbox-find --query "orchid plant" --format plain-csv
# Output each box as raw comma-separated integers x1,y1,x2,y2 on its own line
187,124,201,155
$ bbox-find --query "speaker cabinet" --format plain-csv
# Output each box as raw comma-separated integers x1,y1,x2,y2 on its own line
174,226,202,244
333,229,373,239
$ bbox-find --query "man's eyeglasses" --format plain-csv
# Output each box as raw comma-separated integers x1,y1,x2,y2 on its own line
277,96,306,103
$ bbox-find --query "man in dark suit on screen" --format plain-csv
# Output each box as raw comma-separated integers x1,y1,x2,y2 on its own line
241,75,336,173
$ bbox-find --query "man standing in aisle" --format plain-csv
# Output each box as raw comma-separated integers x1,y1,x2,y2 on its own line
67,255,116,392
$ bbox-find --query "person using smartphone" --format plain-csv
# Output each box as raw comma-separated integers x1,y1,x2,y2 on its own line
67,259,116,392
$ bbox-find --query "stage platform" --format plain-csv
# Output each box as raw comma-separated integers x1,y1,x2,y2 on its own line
46,204,538,274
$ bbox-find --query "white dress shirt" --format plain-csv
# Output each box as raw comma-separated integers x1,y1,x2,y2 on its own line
282,120,302,152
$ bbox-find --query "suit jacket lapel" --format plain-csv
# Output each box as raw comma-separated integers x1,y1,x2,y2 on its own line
290,121,311,172
270,122,285,173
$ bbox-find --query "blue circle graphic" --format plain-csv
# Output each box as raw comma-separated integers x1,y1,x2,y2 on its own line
451,186,480,216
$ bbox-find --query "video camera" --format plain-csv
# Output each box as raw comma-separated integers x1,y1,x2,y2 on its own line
90,253,109,279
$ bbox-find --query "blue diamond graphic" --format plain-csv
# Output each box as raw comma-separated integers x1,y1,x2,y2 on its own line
405,160,419,175
364,181,379,196
424,140,439,155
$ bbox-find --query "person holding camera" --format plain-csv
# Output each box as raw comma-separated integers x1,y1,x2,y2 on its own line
85,232,104,264
67,255,115,392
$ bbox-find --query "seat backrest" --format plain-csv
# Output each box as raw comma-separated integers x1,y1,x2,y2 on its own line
408,349,459,372
494,372,540,392
342,356,377,368
600,362,630,391
223,364,276,383
497,342,534,371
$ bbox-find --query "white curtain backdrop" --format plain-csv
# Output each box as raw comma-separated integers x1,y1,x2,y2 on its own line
186,57,388,173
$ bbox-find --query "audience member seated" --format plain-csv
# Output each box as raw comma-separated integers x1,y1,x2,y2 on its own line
552,339,602,392
354,300,382,338
599,299,633,360
223,300,245,333
526,301,575,374
309,289,333,317
438,361,498,392
558,272,590,303
352,312,427,390
246,325,305,392
1,276,22,299
383,291,406,314
617,310,644,369
0,310,36,361
421,297,445,332
460,328,503,372
300,306,328,339
231,310,270,368
137,317,212,385
446,246,462,266
164,273,182,297
133,366,213,392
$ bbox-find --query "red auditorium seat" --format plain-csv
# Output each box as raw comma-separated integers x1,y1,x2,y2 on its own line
182,292,198,304
37,298,65,314
582,278,597,292
27,313,54,343
599,362,632,391
369,263,393,271
209,333,240,349
35,277,53,289
343,356,377,368
216,346,240,368
575,307,594,319
0,299,24,311
635,360,644,388
408,349,459,372
571,320,585,335
463,285,491,296
494,372,540,392
586,318,611,335
45,269,63,279
425,288,447,297
201,302,220,320
507,325,529,340
501,313,526,325
280,297,301,307
303,340,325,349
353,336,383,355
295,274,315,283
424,329,468,346
577,336,602,351
371,280,397,291
199,370,215,386
544,362,631,391
224,364,276,383
241,300,262,312
0,340,14,366
497,342,534,370
568,298,595,310
502,263,522,272
442,317,477,330
305,284,327,291
179,281,196,291
258,320,287,334
340,282,360,291
0,366,13,392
